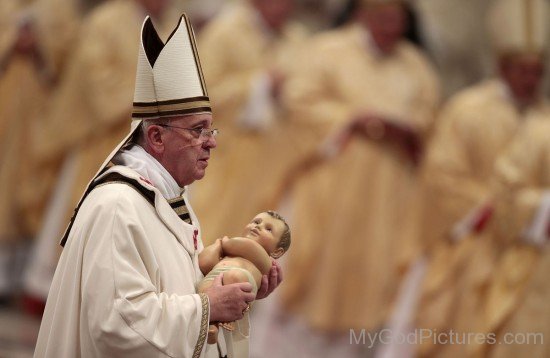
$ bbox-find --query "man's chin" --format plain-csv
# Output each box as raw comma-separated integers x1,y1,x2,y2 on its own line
195,169,206,180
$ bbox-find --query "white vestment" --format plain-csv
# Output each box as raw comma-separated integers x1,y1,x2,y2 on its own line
34,149,214,357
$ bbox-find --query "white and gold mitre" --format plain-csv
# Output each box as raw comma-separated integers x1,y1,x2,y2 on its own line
488,0,549,55
132,15,211,120
95,14,210,171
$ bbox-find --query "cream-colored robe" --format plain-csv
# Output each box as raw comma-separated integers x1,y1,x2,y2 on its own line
279,23,440,332
34,165,211,357
0,0,80,242
191,2,306,243
420,80,536,250
487,250,550,358
0,0,17,235
415,80,550,357
482,117,550,358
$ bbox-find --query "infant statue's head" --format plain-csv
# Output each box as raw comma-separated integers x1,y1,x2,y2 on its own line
242,211,291,259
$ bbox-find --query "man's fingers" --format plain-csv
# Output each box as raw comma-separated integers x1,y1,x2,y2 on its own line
254,261,284,300
268,266,279,292
243,292,256,303
260,275,269,293
234,282,253,292
254,275,269,300
274,261,283,283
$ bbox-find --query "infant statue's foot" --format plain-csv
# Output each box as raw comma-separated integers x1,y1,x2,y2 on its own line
207,324,219,344
220,321,236,331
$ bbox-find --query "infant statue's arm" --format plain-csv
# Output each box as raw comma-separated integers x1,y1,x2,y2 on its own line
198,238,223,275
221,237,273,274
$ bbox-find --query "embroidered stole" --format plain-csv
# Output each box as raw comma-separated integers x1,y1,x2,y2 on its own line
168,196,193,225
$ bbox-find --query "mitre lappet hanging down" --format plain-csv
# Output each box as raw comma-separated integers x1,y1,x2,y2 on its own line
60,14,211,246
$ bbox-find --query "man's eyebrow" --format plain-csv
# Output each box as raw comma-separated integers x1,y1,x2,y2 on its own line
189,120,213,128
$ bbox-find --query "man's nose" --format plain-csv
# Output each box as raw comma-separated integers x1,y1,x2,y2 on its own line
203,135,217,148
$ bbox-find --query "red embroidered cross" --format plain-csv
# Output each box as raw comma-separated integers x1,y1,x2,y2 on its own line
139,176,154,186
193,229,198,250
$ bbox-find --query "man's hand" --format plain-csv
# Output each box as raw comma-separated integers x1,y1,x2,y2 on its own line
256,260,283,300
205,273,256,323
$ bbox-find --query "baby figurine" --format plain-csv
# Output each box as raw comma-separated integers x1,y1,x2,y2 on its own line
198,210,291,343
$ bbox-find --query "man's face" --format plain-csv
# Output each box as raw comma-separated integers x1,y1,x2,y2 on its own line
499,54,545,107
242,212,285,256
254,0,294,32
362,3,407,54
160,113,216,187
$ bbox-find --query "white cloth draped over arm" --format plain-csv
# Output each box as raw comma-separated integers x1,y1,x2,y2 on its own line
521,191,550,247
237,71,276,131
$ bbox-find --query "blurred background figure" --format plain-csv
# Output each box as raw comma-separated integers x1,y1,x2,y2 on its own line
20,0,186,312
414,0,549,356
0,0,87,307
190,0,307,245
483,116,550,358
260,0,440,356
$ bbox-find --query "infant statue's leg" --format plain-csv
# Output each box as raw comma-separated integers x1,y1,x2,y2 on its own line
221,268,254,288
197,268,254,293
197,268,255,344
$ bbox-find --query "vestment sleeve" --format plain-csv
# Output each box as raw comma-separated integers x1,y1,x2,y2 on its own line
423,103,489,235
492,121,550,244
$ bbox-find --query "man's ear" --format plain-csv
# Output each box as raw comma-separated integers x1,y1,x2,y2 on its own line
146,125,165,154
270,247,284,259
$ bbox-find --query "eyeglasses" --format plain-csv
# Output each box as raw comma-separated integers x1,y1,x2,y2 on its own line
157,124,219,140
